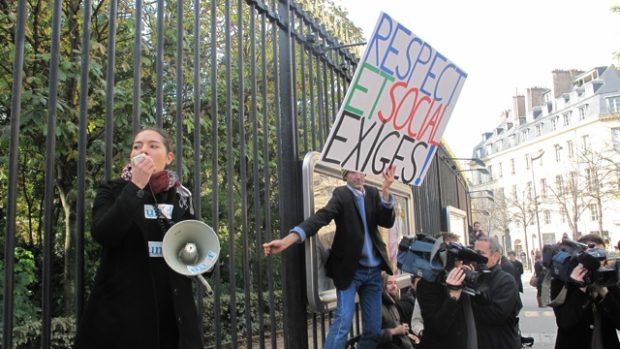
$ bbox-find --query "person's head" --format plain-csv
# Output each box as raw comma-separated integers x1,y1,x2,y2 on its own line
441,232,464,268
343,169,366,190
578,233,605,249
508,251,516,261
130,128,174,172
382,273,399,299
475,236,502,268
473,221,481,232
441,232,460,244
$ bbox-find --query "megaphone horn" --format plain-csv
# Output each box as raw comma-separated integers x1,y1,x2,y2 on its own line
162,220,220,294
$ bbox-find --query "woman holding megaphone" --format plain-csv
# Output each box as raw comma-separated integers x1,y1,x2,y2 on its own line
75,128,204,349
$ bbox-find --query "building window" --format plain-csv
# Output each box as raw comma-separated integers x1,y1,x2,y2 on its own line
541,178,547,198
556,175,564,195
578,104,589,120
582,135,590,150
525,154,530,170
586,168,592,191
512,184,517,199
551,117,558,131
612,128,620,150
590,204,598,221
498,163,503,178
536,124,542,136
563,113,570,126
488,165,494,180
526,181,532,200
544,210,551,224
510,158,515,174
555,144,562,162
607,96,620,112
567,140,574,158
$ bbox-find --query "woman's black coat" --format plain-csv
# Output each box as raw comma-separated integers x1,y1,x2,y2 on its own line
75,180,203,349
551,279,620,349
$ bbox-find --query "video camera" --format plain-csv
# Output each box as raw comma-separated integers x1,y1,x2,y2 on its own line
397,235,489,295
543,238,619,287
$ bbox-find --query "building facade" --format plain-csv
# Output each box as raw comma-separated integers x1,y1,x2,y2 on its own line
469,66,620,268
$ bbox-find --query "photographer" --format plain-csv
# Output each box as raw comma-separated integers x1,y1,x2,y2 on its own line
472,236,521,349
551,234,620,349
416,233,477,349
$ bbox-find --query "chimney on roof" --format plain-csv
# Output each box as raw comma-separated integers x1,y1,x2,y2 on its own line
527,87,547,114
552,69,584,98
513,95,525,119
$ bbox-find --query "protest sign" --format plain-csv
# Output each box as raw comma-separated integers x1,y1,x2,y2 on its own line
320,12,467,185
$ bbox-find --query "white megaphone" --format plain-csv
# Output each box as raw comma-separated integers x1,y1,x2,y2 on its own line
162,220,220,294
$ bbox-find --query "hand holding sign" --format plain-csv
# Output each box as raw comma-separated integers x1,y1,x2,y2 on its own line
381,165,396,201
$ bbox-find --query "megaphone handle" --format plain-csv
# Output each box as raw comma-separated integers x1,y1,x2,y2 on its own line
196,274,213,294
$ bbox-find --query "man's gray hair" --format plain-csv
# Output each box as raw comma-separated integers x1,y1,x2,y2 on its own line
477,236,502,254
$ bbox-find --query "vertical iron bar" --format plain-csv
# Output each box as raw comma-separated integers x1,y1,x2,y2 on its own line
308,39,316,150
132,0,142,133
249,6,265,347
237,1,252,348
277,0,307,347
76,0,92,320
42,0,63,346
104,0,118,181
2,0,27,347
298,20,308,154
210,0,222,345
175,0,184,176
321,60,330,134
156,0,164,127
315,54,324,146
224,0,238,347
260,10,277,348
192,0,205,317
329,53,337,123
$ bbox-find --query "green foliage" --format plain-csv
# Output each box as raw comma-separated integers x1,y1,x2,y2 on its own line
1,0,357,343
0,248,41,325
202,290,284,346
12,316,76,349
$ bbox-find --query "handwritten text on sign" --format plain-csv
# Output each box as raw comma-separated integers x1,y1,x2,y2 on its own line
320,12,467,185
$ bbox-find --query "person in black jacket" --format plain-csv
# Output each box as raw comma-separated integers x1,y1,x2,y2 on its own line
378,273,417,349
263,166,397,349
508,251,524,292
550,234,620,349
75,128,203,349
416,233,476,349
473,237,521,349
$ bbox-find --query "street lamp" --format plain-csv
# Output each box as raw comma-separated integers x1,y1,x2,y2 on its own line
531,150,544,253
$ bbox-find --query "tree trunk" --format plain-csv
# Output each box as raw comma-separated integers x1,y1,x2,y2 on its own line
58,186,76,316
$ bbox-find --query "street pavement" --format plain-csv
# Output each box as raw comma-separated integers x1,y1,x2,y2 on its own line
519,272,557,349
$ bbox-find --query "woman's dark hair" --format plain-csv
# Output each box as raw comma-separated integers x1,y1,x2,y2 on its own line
578,233,605,247
133,127,173,152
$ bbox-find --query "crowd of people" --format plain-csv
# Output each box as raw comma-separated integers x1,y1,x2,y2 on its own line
78,128,620,349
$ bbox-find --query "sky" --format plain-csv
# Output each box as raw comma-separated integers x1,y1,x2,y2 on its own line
337,0,619,158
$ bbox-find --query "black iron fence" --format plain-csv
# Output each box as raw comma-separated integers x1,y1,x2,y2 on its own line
0,0,469,348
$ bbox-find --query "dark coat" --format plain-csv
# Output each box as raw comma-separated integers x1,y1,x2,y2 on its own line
501,256,523,292
511,259,524,292
416,279,469,349
379,292,415,349
297,185,395,289
551,279,620,349
473,265,521,349
75,180,203,349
